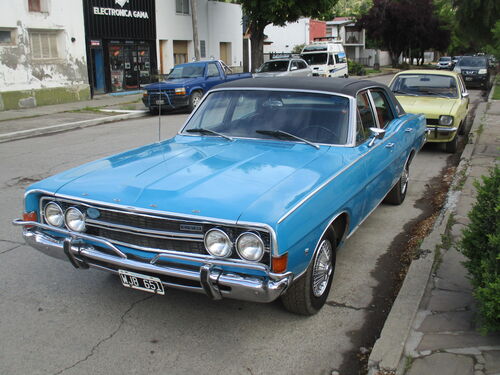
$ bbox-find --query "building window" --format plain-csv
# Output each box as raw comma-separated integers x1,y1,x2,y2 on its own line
28,0,41,12
176,0,189,15
0,29,15,45
30,31,60,60
200,40,206,58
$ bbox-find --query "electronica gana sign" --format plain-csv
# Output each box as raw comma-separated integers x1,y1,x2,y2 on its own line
93,7,149,18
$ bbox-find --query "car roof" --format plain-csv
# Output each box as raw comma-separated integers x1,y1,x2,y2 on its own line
216,77,387,97
394,69,459,78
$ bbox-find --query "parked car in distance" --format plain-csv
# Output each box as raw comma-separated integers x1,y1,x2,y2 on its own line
436,56,453,70
14,78,426,315
390,70,469,153
453,55,492,89
452,56,462,66
253,58,312,78
142,60,252,113
300,40,348,78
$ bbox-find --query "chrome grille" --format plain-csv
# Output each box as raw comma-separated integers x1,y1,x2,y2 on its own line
40,197,271,264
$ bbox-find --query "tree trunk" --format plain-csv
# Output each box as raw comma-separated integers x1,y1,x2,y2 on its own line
249,22,266,73
190,0,200,61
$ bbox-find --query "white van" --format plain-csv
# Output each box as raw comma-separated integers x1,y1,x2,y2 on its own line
300,40,348,78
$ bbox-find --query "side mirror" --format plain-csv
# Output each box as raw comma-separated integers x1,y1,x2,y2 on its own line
368,127,386,147
462,92,469,98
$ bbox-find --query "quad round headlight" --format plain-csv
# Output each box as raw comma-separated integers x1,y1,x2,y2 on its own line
65,207,86,232
44,202,64,227
204,228,232,257
236,232,265,262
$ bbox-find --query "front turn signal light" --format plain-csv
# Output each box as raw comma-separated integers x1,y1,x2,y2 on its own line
272,253,288,273
23,211,37,228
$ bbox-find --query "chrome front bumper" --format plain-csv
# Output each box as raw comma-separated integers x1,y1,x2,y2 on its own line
13,219,292,303
426,126,458,133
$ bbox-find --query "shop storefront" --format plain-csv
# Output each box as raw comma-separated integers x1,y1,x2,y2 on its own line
83,0,157,95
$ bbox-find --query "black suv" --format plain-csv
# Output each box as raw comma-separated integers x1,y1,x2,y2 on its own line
454,56,491,89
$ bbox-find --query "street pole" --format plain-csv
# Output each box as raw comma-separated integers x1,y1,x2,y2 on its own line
190,0,200,61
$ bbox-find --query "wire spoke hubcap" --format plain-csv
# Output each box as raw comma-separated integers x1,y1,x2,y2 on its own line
401,167,409,195
312,239,333,297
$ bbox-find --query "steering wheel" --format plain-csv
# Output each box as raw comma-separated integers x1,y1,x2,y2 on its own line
298,125,339,143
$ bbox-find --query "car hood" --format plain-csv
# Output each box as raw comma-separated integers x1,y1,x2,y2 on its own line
32,136,354,225
395,95,458,118
145,79,195,90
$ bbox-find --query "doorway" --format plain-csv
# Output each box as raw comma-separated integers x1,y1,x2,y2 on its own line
173,40,188,65
91,48,105,94
219,42,231,66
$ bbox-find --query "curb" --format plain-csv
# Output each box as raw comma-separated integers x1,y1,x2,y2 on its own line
367,100,489,375
0,111,148,143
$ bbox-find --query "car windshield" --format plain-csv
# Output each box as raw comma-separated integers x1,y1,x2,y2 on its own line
168,64,205,79
390,74,459,98
458,57,487,67
439,57,451,62
301,53,328,65
182,90,351,145
259,61,289,72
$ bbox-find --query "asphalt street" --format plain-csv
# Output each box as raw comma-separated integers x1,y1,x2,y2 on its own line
0,75,485,375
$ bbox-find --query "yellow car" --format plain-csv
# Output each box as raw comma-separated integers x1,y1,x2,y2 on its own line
389,70,469,153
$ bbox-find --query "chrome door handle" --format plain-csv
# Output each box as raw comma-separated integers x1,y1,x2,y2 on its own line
405,128,413,132
385,143,395,148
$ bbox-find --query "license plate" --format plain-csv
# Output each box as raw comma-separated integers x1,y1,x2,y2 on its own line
118,269,165,295
155,99,165,105
465,77,473,81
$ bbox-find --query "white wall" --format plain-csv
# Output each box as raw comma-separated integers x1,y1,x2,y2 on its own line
0,0,87,92
155,0,243,72
263,18,309,54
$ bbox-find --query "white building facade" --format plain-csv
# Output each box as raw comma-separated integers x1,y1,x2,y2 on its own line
156,0,243,74
0,0,89,110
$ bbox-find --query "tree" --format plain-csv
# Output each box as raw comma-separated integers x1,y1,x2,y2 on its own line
455,0,500,50
240,0,338,72
358,0,450,67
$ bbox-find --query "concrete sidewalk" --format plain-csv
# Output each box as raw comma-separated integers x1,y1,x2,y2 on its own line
369,93,500,374
0,92,149,143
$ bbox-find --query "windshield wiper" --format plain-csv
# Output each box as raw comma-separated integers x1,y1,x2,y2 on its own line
186,128,233,141
419,90,451,99
255,129,320,149
392,89,418,96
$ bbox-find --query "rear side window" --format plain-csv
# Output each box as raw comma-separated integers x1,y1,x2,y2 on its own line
369,90,394,128
357,91,376,133
297,60,307,69
207,63,219,77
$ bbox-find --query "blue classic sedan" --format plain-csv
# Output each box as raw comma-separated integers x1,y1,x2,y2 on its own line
14,78,426,315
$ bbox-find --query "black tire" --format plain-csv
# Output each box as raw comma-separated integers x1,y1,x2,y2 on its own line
188,91,203,112
384,158,410,205
281,230,336,315
458,119,466,136
149,107,159,115
445,134,458,153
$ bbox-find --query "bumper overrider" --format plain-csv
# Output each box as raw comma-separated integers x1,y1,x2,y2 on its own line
12,219,292,303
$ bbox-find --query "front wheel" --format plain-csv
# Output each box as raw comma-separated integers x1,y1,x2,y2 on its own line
188,91,203,112
445,134,458,153
281,231,336,315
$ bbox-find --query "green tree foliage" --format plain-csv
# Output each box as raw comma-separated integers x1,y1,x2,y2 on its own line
358,0,450,67
455,0,500,50
291,44,306,54
333,0,372,17
460,166,500,334
240,0,338,71
486,20,500,60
